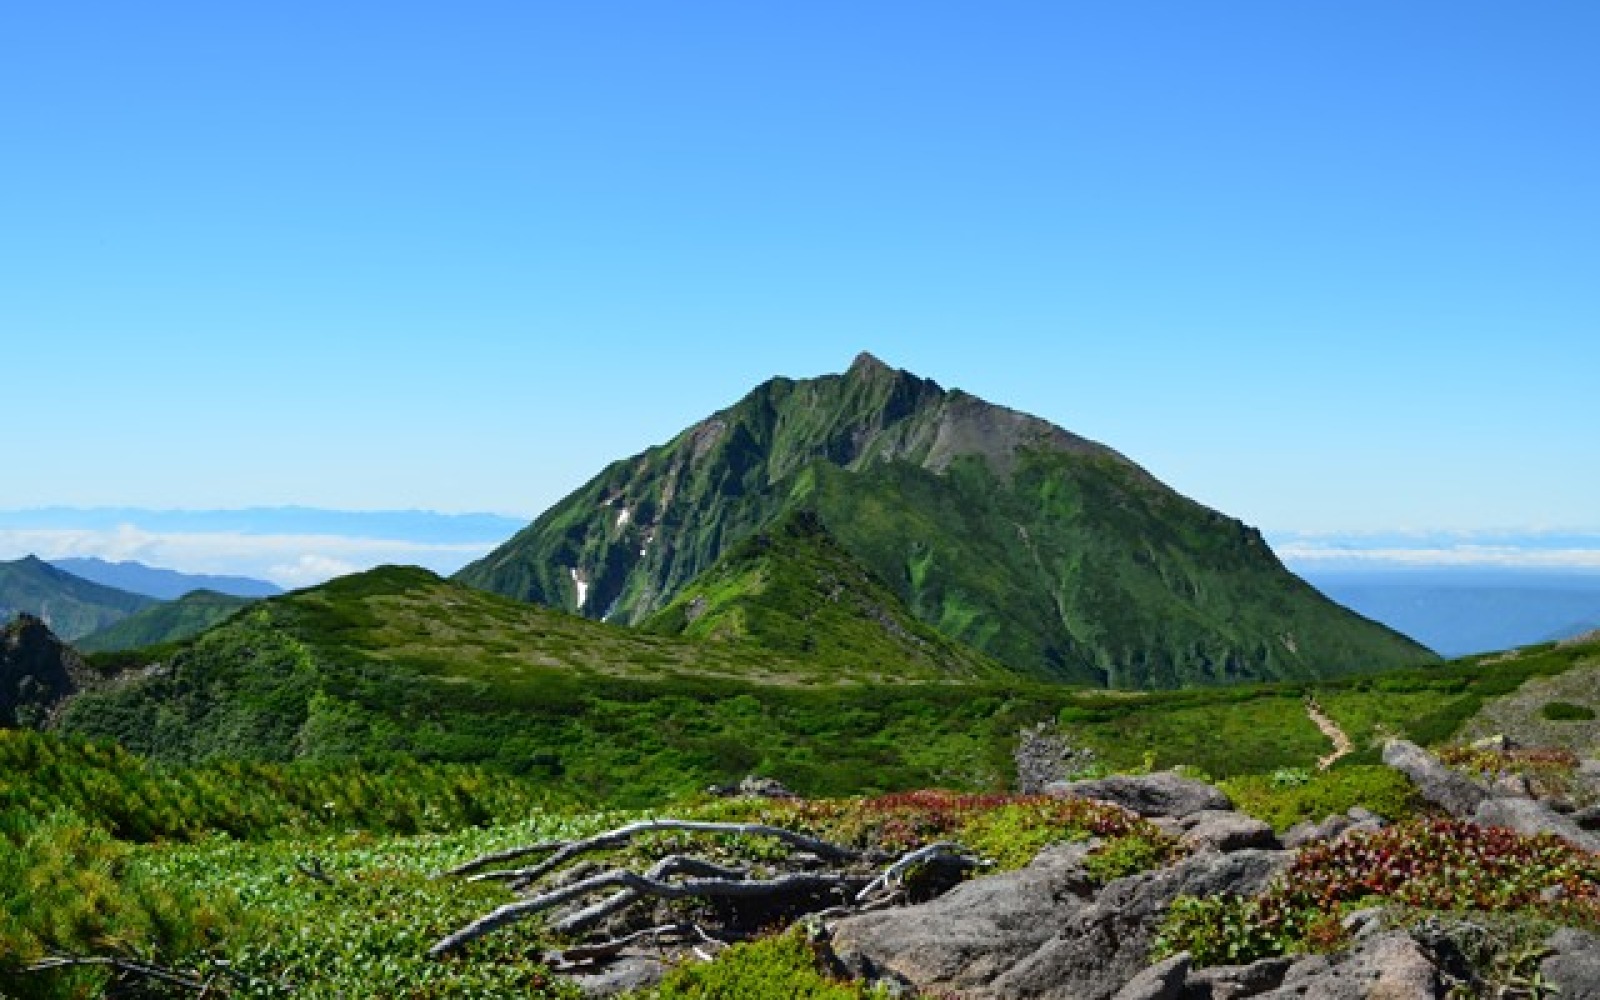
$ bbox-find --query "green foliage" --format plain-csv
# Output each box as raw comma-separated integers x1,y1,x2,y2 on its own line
696,790,1158,871
74,590,255,653
1083,830,1185,884
645,511,1006,681
1541,700,1597,721
0,810,236,998
648,929,881,999
0,729,566,842
1220,766,1423,832
1158,818,1600,969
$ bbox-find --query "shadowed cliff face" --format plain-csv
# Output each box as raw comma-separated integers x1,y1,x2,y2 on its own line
1,613,92,728
457,354,1435,688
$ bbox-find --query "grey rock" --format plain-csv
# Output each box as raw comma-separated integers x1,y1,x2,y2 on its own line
1046,771,1233,819
829,841,1100,996
737,774,797,798
1116,952,1192,1000
1344,806,1383,825
1340,907,1384,939
1281,814,1352,849
1491,772,1534,799
1570,803,1600,830
1251,931,1441,999
1473,796,1600,852
989,849,1291,1000
1542,928,1600,1000
570,955,669,997
1180,811,1278,853
1182,956,1291,999
1383,740,1490,819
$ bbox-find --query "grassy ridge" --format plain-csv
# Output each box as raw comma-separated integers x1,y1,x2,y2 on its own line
55,565,1600,804
74,590,256,653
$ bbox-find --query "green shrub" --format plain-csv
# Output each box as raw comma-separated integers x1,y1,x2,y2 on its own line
1084,831,1184,884
1157,818,1600,969
1219,765,1421,832
1541,701,1597,722
651,929,882,999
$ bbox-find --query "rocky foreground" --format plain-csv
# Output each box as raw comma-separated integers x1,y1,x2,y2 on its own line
804,747,1600,1000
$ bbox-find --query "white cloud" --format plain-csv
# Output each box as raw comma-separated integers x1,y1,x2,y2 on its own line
0,525,497,587
1274,540,1600,571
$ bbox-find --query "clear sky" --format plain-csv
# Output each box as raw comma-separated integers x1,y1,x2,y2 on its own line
5,2,1597,540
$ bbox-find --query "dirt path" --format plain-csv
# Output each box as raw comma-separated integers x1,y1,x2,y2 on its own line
1306,697,1354,770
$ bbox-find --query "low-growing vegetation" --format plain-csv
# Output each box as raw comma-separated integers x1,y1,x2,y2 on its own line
1157,818,1600,968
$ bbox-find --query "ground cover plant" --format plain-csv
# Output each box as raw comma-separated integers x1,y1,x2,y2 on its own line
1156,818,1600,968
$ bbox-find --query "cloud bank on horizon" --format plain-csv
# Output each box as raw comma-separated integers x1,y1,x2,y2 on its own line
0,509,525,588
1271,529,1600,574
1,509,1597,590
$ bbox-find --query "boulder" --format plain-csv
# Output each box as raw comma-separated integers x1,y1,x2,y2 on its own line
1045,771,1233,819
737,775,798,799
1541,928,1600,1000
1251,931,1442,999
1181,956,1291,999
1179,811,1278,853
1382,740,1489,819
1281,813,1352,849
829,841,1100,996
1570,803,1600,831
988,849,1291,1000
1113,952,1190,1000
1473,797,1600,853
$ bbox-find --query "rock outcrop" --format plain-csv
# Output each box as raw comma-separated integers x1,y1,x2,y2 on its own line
1044,770,1233,819
1,613,92,728
1382,740,1490,818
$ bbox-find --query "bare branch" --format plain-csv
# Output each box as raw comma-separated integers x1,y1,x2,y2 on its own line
856,841,986,902
22,954,207,992
450,819,866,888
553,922,726,965
429,868,866,958
437,839,567,879
550,854,749,936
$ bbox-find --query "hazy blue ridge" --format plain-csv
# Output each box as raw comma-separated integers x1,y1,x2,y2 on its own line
51,557,282,600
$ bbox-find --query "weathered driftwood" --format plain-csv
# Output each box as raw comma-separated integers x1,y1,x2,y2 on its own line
22,954,207,992
551,854,749,936
453,819,870,889
429,868,868,957
854,840,983,901
553,922,726,965
429,818,985,963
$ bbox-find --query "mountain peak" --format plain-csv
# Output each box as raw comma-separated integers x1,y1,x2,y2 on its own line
847,351,893,377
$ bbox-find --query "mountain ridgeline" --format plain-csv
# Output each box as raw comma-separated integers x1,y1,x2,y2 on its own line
458,353,1435,687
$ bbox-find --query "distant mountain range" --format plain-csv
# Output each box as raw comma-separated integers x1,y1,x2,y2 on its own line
51,557,281,600
459,353,1433,687
0,556,157,640
1,556,265,650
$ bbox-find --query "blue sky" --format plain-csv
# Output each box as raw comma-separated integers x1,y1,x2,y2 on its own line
4,2,1597,578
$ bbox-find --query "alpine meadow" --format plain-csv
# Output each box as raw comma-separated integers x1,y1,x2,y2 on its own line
6,4,1600,997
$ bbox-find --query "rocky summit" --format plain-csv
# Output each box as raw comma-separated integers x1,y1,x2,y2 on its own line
458,354,1434,687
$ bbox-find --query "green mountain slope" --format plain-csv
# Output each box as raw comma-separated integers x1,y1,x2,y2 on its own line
0,556,157,640
75,590,257,653
457,354,1435,687
644,511,1005,681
